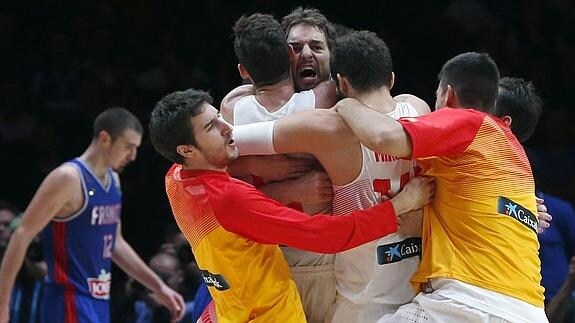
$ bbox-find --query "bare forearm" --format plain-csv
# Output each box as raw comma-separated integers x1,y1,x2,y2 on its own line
337,98,412,157
258,181,297,204
0,229,34,304
112,238,164,293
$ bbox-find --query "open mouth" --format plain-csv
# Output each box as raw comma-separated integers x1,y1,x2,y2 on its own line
299,67,317,79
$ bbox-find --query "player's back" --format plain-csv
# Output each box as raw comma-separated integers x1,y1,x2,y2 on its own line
41,158,121,322
332,101,421,307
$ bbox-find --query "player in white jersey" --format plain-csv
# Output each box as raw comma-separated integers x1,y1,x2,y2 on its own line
328,100,423,323
219,13,337,323
233,31,431,323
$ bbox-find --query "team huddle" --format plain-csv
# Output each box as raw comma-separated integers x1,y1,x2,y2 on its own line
150,7,549,323
0,6,551,323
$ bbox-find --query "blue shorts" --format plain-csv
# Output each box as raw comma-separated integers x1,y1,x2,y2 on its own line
41,284,109,323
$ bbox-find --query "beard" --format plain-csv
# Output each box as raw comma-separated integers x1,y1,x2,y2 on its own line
197,144,238,169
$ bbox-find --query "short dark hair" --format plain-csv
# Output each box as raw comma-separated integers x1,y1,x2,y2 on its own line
233,13,290,88
495,77,542,143
93,107,143,140
281,7,336,50
149,89,213,164
333,23,354,38
331,31,393,92
438,52,500,113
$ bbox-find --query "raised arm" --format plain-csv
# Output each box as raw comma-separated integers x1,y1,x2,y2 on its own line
335,98,413,158
0,166,78,323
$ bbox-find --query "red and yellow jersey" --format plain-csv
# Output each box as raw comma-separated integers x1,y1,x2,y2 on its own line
164,165,399,322
400,107,544,307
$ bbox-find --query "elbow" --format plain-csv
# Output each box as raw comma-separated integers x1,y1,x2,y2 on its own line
364,127,412,158
365,131,391,153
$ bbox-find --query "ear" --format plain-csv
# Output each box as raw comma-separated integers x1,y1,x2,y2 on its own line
445,85,460,107
238,64,250,80
502,115,512,127
176,144,196,160
337,74,351,98
97,130,113,147
389,72,395,90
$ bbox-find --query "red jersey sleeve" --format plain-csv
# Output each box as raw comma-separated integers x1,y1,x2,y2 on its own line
211,181,398,254
399,107,486,158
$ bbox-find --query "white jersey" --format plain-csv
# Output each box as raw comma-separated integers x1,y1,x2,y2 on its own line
333,101,421,306
233,89,333,267
233,89,316,123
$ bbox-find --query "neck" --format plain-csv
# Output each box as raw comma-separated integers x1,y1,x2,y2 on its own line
254,78,295,113
354,87,395,113
182,160,228,173
79,143,109,181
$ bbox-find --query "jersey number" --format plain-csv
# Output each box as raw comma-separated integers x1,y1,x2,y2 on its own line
103,234,113,258
372,172,411,199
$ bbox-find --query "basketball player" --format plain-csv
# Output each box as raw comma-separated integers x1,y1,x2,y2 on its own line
148,88,435,322
233,30,431,322
335,52,547,322
0,108,185,323
219,13,337,322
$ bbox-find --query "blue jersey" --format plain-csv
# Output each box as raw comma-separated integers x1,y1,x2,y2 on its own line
40,158,122,323
537,191,575,301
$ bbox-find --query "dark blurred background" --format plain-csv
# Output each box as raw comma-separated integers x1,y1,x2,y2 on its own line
0,0,574,320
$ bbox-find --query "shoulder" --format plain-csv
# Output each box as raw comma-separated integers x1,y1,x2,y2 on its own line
49,163,82,186
165,163,179,177
402,107,486,136
394,94,431,116
220,85,255,123
203,175,261,208
430,107,486,121
36,163,81,197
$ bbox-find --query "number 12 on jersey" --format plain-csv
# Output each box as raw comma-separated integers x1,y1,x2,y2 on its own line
103,234,114,258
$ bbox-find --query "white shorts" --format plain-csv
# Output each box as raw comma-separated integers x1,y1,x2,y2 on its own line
324,294,399,323
291,264,336,323
377,292,516,323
